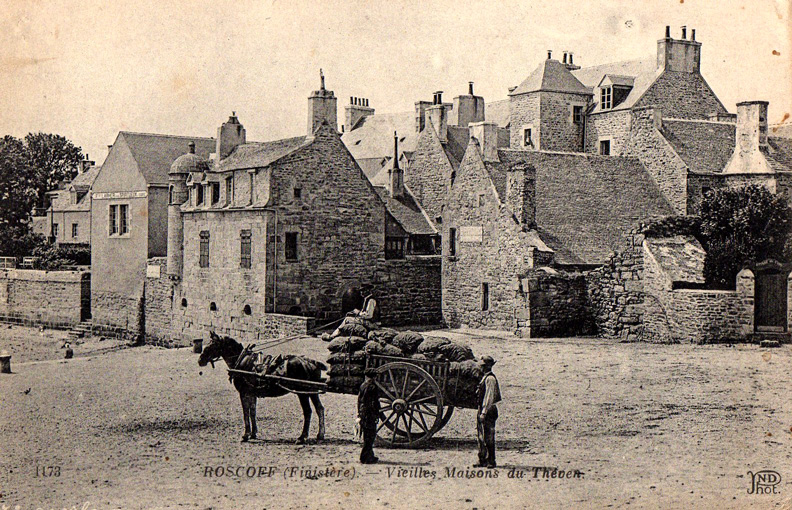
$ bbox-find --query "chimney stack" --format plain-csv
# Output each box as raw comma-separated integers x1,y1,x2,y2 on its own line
415,100,432,133
724,101,772,174
307,69,338,135
657,25,701,73
216,112,246,159
563,52,568,64
387,131,405,198
469,121,499,162
547,50,552,60
345,96,375,133
691,29,696,41
453,82,485,127
506,163,536,229
564,51,580,71
427,102,449,142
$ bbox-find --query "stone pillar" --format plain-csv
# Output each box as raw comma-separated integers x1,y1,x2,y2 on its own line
735,268,755,336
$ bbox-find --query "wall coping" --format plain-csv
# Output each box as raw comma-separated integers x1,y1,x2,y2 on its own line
0,269,85,282
672,288,737,295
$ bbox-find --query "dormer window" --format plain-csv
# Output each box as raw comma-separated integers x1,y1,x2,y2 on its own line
600,87,612,110
196,184,204,205
211,182,220,205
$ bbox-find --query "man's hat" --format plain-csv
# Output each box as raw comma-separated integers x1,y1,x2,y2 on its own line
480,355,496,366
364,368,379,378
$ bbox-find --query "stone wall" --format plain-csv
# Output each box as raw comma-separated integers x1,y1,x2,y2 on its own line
373,256,443,326
539,92,588,153
665,284,753,344
635,71,728,120
585,232,646,340
509,93,541,149
517,267,593,337
626,108,688,214
585,109,632,155
405,125,453,223
0,269,88,329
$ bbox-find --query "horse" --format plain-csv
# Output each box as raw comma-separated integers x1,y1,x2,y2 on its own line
198,331,327,444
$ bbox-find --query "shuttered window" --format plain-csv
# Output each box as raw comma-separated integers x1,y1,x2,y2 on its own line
240,229,251,269
199,230,210,268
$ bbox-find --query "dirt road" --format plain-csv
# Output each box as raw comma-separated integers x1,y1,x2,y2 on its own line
0,326,790,509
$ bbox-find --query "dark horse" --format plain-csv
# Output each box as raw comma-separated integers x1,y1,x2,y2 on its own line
198,331,327,443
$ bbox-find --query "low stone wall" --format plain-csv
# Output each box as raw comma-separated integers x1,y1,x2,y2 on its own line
0,269,88,329
666,285,752,344
374,256,442,326
517,268,593,337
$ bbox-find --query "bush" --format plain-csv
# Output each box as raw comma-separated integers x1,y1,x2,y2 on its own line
31,243,91,270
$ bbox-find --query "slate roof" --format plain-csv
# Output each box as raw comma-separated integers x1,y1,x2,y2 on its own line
120,132,215,185
661,119,792,174
484,99,511,127
510,59,591,96
47,165,102,212
661,120,736,174
70,163,101,191
444,126,471,169
342,112,418,164
645,236,705,285
216,136,308,172
373,187,436,235
485,150,673,265
571,58,659,114
770,122,792,139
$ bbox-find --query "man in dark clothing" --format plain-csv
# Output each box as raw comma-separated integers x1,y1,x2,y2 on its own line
474,356,501,468
358,368,381,464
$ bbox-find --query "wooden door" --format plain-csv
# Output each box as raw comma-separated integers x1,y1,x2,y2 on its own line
755,271,787,331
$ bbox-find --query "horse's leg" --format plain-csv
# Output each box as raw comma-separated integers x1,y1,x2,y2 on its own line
249,398,258,440
240,393,251,442
310,394,325,441
296,394,312,444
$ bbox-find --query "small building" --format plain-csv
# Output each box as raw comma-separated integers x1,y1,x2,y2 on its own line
32,158,101,248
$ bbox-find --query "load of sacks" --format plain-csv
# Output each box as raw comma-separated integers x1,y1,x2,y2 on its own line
325,322,485,406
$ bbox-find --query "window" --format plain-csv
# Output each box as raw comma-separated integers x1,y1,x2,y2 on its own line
522,127,534,149
385,237,405,259
108,204,128,236
109,205,117,235
226,177,233,205
199,230,210,268
71,223,78,238
285,232,298,261
118,204,128,235
448,227,457,257
599,140,611,156
600,87,612,110
52,223,59,237
196,185,204,205
293,187,302,200
572,105,584,125
209,302,217,311
168,185,174,205
477,193,486,207
211,182,220,205
481,283,489,311
248,173,254,205
240,229,252,269
243,304,252,316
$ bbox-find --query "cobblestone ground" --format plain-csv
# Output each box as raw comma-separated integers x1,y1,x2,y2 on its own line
0,325,790,509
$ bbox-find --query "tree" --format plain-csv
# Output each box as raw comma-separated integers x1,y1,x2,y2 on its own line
699,185,792,288
0,135,39,227
24,132,83,208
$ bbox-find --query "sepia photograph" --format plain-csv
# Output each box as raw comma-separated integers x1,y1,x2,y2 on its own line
0,0,790,508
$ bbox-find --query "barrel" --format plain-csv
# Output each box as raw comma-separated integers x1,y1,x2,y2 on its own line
0,352,11,374
193,339,203,354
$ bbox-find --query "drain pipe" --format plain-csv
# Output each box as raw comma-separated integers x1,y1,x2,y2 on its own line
273,208,278,314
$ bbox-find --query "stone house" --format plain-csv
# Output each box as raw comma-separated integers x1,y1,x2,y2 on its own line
90,131,215,335
32,158,101,248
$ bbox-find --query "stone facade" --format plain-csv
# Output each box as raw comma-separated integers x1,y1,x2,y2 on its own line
517,267,593,337
372,257,442,326
634,71,727,120
539,92,589,153
625,108,688,214
0,270,89,329
509,94,541,150
404,124,453,223
585,110,632,155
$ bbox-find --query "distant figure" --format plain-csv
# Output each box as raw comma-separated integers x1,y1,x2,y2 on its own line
474,356,501,468
358,368,382,464
322,284,378,341
64,342,73,359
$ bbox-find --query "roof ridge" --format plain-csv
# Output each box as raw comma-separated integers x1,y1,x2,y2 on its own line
120,131,215,141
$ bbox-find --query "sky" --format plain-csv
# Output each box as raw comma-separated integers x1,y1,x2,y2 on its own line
1,0,790,164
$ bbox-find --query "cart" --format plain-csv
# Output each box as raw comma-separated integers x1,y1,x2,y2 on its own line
228,352,475,448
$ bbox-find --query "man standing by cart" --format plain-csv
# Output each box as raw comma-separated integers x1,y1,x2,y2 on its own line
358,368,382,464
475,356,501,468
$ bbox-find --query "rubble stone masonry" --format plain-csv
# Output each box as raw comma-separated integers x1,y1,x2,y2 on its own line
0,270,87,329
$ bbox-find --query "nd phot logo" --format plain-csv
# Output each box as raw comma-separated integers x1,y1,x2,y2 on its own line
747,470,781,495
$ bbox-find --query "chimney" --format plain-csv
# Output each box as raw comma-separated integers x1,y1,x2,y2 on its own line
657,25,701,73
469,121,499,162
453,82,485,127
724,101,772,174
415,100,432,133
427,102,449,142
216,112,246,159
547,50,552,60
307,69,338,135
506,163,536,228
564,51,580,71
387,131,405,198
344,96,375,133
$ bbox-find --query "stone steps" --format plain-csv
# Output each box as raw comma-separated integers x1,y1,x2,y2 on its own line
68,321,93,339
749,330,790,345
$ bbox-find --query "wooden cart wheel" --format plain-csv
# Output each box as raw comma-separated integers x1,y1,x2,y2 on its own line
374,362,444,448
439,405,455,429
